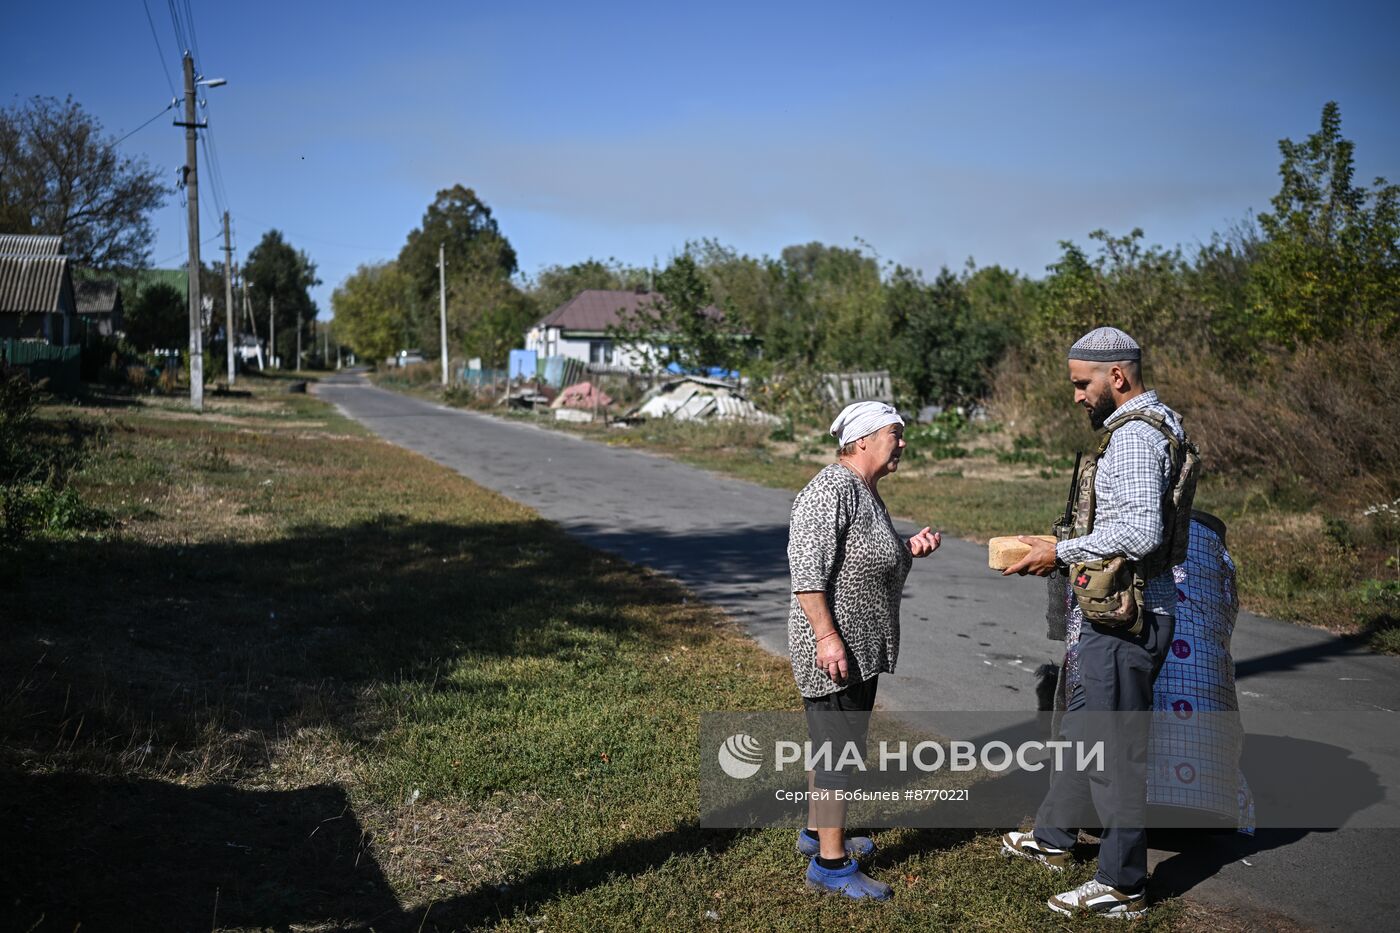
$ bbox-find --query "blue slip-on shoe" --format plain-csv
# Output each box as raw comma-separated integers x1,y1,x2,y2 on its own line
804,857,893,901
796,830,877,859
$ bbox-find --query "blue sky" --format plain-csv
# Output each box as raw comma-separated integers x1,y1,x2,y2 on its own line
4,1,1398,317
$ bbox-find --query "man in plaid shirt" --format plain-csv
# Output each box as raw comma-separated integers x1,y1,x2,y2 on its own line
999,326,1182,921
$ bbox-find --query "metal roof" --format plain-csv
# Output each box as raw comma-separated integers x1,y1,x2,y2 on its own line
0,234,64,257
75,279,121,314
0,253,70,313
536,289,723,333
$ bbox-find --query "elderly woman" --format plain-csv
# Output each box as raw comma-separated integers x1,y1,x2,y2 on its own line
788,400,941,900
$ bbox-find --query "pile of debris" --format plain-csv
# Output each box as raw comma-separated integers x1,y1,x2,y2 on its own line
550,381,613,422
624,376,780,425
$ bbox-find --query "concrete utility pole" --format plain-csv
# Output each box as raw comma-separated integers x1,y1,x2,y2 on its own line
438,242,448,385
180,53,204,410
269,294,276,369
222,211,235,385
296,312,302,372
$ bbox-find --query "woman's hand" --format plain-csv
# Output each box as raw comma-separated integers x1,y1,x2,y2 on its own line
909,526,942,558
815,631,849,684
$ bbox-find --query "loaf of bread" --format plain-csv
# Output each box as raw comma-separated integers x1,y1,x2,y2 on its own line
988,535,1058,570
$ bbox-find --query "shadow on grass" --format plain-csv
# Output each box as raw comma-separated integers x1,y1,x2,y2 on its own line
0,514,753,929
1,772,399,931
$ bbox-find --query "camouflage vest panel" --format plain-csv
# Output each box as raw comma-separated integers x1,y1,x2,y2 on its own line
1063,410,1197,580
1066,446,1100,540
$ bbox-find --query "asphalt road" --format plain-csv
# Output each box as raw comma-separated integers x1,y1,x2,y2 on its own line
317,372,1399,930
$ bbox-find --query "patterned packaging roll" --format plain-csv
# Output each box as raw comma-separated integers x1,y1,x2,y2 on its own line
1146,513,1255,833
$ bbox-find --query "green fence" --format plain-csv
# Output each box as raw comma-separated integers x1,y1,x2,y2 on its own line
2,339,82,393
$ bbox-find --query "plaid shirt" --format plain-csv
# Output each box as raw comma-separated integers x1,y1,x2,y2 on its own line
1055,390,1183,617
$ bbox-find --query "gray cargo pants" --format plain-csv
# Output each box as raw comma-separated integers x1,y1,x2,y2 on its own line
1033,609,1174,894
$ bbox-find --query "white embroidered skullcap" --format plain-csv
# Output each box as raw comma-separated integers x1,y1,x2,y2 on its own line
1068,326,1141,362
830,401,903,447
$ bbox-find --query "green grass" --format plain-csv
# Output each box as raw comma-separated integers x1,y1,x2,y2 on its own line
0,383,1213,930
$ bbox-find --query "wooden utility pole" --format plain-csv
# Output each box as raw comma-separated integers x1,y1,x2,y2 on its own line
269,294,276,369
179,53,204,410
222,211,235,385
296,312,302,371
438,243,448,385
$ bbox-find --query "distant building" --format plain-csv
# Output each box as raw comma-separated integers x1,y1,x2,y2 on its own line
234,334,263,365
0,234,77,345
523,289,726,373
75,279,124,337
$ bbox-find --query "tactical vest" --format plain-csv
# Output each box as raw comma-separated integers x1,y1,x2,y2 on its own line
1052,408,1200,635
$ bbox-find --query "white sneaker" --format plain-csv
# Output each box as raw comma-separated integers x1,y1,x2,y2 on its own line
999,830,1070,871
1047,878,1147,920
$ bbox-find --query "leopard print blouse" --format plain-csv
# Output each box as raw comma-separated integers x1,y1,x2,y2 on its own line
787,463,913,698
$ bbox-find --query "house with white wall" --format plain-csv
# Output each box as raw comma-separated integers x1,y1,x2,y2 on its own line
525,289,734,374
525,289,660,372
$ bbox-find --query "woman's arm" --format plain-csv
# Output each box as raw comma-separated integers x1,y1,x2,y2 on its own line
796,591,848,684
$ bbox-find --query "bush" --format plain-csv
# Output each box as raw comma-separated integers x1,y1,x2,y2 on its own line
0,367,42,486
1157,329,1400,500
997,434,1075,469
993,328,1400,504
0,367,106,543
747,369,834,429
4,483,109,537
903,412,970,461
1363,497,1400,547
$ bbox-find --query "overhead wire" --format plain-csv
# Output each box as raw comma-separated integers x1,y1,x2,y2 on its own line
151,234,221,269
199,134,225,218
231,212,397,253
147,0,241,285
168,1,232,257
140,0,178,97
200,107,232,215
166,0,189,54
115,101,176,145
182,0,203,66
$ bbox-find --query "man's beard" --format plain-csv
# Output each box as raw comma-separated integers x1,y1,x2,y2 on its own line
1086,392,1116,430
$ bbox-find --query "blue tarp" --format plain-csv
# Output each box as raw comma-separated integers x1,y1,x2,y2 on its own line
508,349,537,380
663,361,740,380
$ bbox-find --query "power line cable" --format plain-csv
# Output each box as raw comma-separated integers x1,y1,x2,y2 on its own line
153,225,221,269
115,101,176,145
140,0,178,97
231,212,397,253
199,134,225,218
182,0,203,67
200,106,231,212
166,0,188,54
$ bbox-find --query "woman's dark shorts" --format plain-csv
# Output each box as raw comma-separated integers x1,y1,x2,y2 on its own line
802,675,879,790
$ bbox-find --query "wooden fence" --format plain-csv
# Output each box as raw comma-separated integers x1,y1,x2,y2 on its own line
2,339,81,393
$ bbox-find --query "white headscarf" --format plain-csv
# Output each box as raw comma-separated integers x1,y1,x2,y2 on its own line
830,401,903,447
